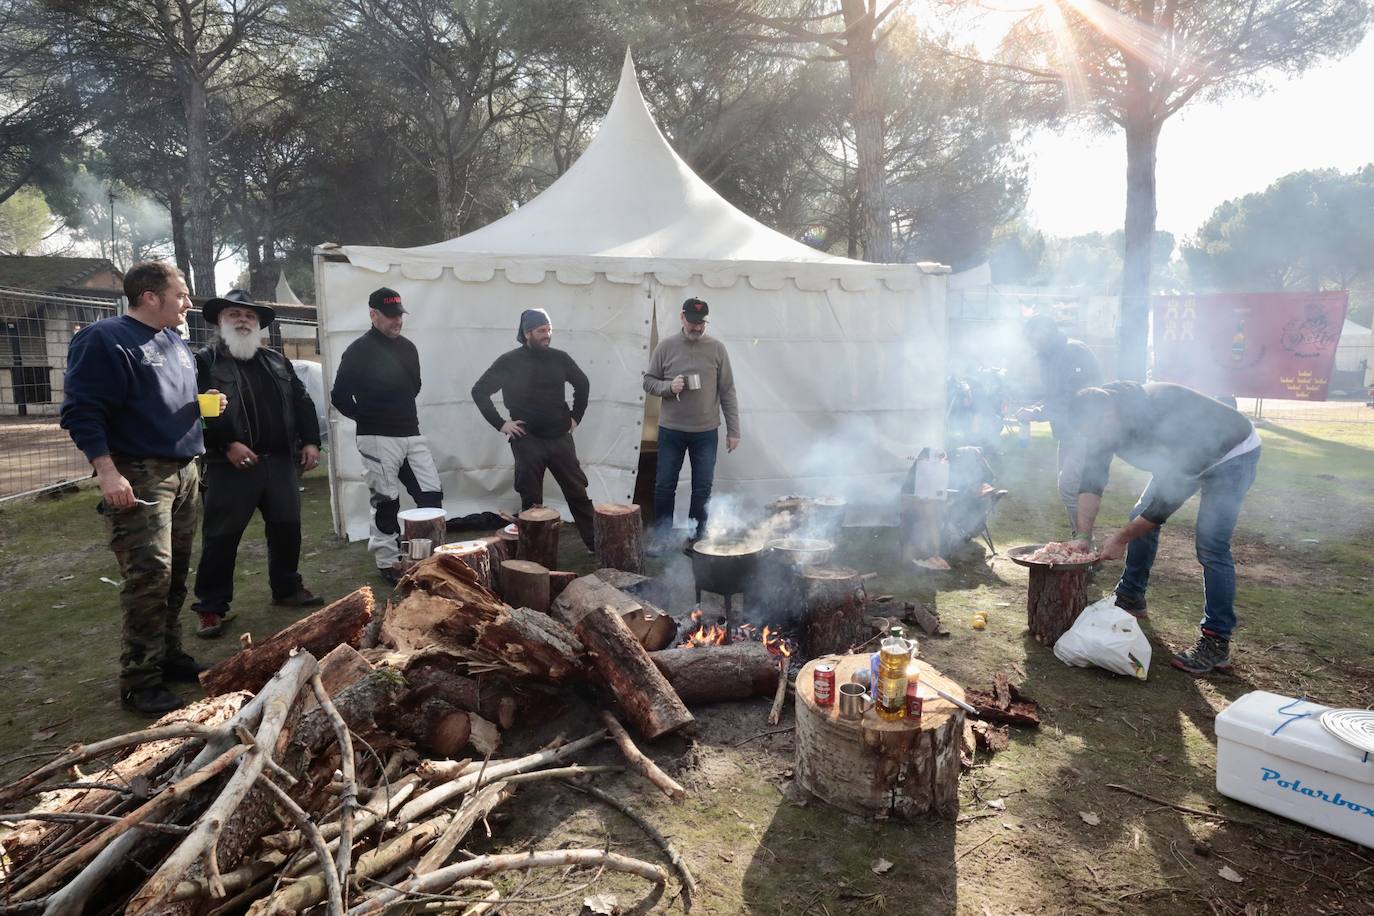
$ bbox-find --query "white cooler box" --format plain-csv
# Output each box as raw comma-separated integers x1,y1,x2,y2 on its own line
1216,691,1374,848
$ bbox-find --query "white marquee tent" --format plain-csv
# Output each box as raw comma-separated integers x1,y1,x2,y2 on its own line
314,52,948,541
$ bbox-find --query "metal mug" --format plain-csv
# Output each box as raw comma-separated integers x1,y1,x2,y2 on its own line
838,682,869,719
686,373,702,391
400,538,433,560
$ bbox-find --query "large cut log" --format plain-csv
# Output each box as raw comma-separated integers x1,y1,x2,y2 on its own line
379,591,483,652
199,587,374,696
551,573,669,629
473,606,584,680
434,539,493,592
649,643,781,705
302,643,373,712
794,654,964,820
594,503,644,573
500,559,550,613
799,567,867,657
516,506,561,570
400,552,502,606
1025,565,1092,646
576,605,694,740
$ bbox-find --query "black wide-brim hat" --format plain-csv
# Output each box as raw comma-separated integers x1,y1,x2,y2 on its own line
203,288,276,327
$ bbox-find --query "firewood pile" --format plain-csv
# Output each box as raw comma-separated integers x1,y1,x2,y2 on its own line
0,555,738,915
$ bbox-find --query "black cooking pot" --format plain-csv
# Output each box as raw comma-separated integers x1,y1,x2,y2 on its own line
690,538,769,595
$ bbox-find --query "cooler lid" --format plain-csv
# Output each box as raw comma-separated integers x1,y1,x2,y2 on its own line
1216,691,1374,784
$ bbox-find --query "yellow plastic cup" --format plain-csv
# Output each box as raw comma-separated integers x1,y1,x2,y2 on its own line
197,393,221,418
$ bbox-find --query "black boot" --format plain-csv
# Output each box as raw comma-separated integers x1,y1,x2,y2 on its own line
162,653,210,683
121,684,185,715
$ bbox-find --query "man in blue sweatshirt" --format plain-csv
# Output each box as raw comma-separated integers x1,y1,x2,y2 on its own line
60,261,221,714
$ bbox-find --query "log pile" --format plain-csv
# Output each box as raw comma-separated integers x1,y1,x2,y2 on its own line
0,549,723,914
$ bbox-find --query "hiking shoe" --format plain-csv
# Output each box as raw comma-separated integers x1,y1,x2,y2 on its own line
162,652,210,683
1114,591,1148,619
121,684,185,715
378,562,407,586
273,588,325,608
1170,632,1234,676
196,610,236,639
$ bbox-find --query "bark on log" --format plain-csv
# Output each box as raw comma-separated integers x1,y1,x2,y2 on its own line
472,606,583,680
799,567,867,657
303,644,373,712
199,587,374,696
516,506,561,571
576,606,694,741
794,654,964,820
1025,565,1092,647
594,503,643,573
434,539,493,592
964,674,1041,728
649,643,781,705
499,560,550,613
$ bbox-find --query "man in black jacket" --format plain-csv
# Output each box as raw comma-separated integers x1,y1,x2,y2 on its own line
471,309,596,550
331,287,444,583
192,290,324,637
1069,382,1261,676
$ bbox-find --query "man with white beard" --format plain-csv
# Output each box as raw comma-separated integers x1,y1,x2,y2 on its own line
192,290,324,637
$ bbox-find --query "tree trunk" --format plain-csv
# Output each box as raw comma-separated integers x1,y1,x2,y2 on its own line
1025,565,1091,647
794,654,965,820
516,507,561,571
576,606,694,741
1119,67,1160,383
168,191,192,283
649,643,781,705
593,504,643,573
799,567,867,657
182,72,216,298
498,560,550,613
839,0,893,263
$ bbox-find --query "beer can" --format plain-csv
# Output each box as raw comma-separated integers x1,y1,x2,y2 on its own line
905,680,924,719
813,664,836,706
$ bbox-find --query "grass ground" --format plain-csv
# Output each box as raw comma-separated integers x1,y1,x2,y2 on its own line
1,420,1371,915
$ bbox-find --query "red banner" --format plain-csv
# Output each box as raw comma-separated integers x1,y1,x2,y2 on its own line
1152,291,1349,400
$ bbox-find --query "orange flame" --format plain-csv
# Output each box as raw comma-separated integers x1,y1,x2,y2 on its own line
761,625,791,658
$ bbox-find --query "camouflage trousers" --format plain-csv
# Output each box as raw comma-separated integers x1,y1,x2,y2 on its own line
103,457,201,691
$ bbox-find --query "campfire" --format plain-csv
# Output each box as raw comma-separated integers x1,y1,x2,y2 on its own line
676,609,795,660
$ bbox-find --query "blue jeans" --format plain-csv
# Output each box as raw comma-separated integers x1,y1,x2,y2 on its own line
1115,446,1260,639
654,427,719,540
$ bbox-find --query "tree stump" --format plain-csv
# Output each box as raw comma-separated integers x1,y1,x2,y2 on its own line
548,571,579,601
499,560,551,613
576,605,694,740
794,654,965,819
516,507,561,570
1025,565,1092,647
799,566,867,657
435,539,493,592
593,503,644,573
398,507,446,551
486,529,518,596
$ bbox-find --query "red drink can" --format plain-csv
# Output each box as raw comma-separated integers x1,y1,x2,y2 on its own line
814,664,836,706
905,680,923,719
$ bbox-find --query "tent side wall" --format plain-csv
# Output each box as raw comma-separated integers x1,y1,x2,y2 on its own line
316,256,651,541
316,251,946,539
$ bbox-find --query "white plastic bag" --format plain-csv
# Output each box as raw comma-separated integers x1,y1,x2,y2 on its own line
1053,596,1152,679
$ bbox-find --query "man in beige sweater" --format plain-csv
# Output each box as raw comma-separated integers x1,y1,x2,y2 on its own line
642,298,741,551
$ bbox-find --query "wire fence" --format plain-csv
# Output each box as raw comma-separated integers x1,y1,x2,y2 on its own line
1,286,318,502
